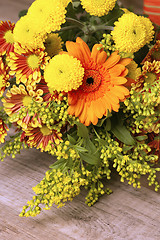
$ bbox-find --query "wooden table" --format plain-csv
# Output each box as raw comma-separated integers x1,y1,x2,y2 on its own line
1,1,160,239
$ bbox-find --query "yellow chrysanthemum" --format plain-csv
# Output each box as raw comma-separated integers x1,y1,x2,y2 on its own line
44,33,63,58
13,15,46,49
139,16,154,44
44,54,84,92
27,0,66,34
80,0,117,17
111,13,147,53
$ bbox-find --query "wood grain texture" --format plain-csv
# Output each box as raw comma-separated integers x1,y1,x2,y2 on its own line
1,1,160,240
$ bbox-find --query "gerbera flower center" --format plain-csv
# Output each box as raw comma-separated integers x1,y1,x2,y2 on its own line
22,95,32,107
27,54,39,69
81,70,102,92
40,125,51,136
4,30,14,44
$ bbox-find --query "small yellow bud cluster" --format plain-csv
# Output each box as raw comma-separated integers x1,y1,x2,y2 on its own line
0,133,27,161
54,140,80,161
100,139,122,167
113,143,160,190
100,34,116,57
20,169,87,217
124,80,160,134
37,98,75,132
81,159,112,206
100,33,134,58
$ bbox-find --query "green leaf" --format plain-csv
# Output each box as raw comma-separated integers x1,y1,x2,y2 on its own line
105,118,111,131
95,138,107,146
79,151,100,165
49,158,67,169
111,117,135,146
74,145,88,152
123,145,134,152
67,134,77,145
76,122,89,138
83,138,97,154
135,135,148,141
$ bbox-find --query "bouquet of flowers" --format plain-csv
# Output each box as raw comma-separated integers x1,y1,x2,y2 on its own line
0,0,159,217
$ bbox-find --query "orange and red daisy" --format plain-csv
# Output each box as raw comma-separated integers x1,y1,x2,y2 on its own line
24,124,62,152
0,21,15,55
2,84,43,129
7,45,50,87
0,118,9,143
0,56,10,97
62,37,132,126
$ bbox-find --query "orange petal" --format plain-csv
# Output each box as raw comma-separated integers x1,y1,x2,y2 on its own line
76,37,91,63
79,102,88,125
118,58,132,66
74,99,84,117
110,77,127,85
109,64,125,77
68,92,78,105
109,87,125,100
93,99,105,119
97,51,108,65
113,85,130,96
103,51,120,69
120,68,128,77
66,41,84,62
91,44,103,62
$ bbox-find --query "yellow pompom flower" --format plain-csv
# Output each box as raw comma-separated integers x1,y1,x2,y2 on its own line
80,0,117,17
111,13,147,53
27,0,66,34
44,33,63,58
139,16,154,44
13,15,46,48
44,54,84,92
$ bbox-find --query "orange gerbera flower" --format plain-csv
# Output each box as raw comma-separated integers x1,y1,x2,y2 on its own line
0,118,9,143
7,45,50,87
0,56,10,97
0,21,15,55
2,84,43,129
63,37,132,126
24,124,62,152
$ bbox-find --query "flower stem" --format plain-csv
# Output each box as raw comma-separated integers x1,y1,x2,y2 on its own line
65,17,85,29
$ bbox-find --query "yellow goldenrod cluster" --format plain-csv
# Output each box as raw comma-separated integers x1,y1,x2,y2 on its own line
0,133,27,161
111,12,154,53
113,143,160,191
124,80,160,134
20,168,87,217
